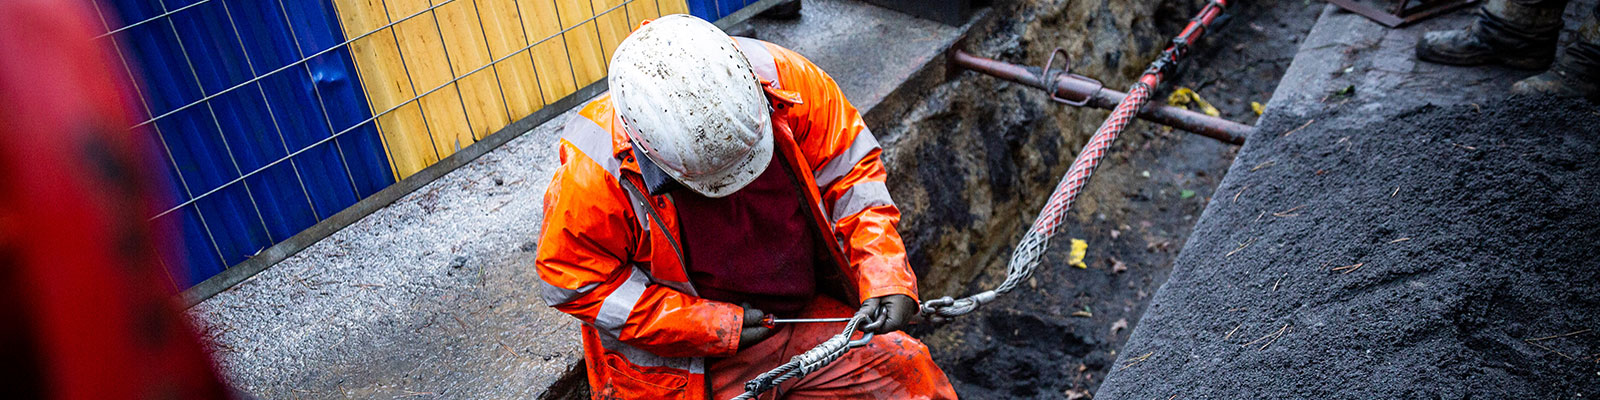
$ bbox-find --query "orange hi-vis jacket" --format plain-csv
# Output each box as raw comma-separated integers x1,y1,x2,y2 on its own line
535,37,917,399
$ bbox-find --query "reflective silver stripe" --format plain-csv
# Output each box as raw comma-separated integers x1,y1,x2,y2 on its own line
830,181,895,223
560,115,620,177
813,129,881,188
734,37,780,88
657,277,697,297
595,266,650,334
541,281,599,307
598,331,706,373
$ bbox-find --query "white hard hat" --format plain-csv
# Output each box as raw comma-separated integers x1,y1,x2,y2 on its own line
608,14,773,198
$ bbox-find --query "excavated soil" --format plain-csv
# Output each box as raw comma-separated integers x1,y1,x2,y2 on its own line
1095,96,1600,398
917,1,1321,398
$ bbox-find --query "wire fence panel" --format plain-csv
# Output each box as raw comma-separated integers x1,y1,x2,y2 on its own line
94,0,730,290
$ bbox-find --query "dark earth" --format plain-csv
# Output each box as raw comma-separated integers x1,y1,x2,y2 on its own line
919,1,1324,398
1095,95,1600,399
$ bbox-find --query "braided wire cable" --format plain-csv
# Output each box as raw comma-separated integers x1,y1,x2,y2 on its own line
920,82,1155,320
729,314,873,400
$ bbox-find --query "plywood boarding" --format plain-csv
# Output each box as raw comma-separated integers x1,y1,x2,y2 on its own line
333,0,439,179
477,0,546,118
555,0,606,87
435,1,510,141
518,0,578,102
395,8,476,159
592,0,631,62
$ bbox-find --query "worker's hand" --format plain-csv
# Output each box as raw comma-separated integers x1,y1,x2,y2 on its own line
738,306,774,350
858,294,917,334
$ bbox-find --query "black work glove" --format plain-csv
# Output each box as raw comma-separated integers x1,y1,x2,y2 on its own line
738,306,775,350
857,294,917,334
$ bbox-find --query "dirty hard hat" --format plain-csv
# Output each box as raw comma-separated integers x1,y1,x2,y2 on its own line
608,14,773,198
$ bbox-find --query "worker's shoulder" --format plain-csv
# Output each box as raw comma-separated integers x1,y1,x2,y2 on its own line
576,93,616,124
557,95,629,179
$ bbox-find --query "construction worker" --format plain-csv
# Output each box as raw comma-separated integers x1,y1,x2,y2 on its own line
1416,0,1600,100
534,14,957,400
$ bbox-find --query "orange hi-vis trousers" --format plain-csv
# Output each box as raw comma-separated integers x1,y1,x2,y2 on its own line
710,296,957,400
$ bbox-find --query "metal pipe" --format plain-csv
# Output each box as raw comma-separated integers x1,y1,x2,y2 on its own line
950,50,1253,145
758,315,854,328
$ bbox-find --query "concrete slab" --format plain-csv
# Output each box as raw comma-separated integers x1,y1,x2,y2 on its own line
725,0,963,116
187,1,975,397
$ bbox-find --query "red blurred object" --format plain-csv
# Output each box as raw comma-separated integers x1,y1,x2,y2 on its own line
0,0,229,398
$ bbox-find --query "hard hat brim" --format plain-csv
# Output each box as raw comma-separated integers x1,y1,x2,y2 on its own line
678,127,773,198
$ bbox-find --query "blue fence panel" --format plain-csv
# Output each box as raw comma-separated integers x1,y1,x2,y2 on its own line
101,0,392,289
686,0,759,22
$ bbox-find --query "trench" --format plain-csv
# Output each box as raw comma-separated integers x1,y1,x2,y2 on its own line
868,1,1322,398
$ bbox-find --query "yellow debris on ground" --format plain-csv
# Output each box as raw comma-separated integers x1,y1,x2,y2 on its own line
1251,101,1266,115
1166,87,1220,117
1069,238,1089,269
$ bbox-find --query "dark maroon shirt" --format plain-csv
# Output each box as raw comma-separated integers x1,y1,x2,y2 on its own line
674,157,819,314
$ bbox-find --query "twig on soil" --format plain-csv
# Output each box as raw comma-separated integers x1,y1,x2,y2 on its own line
1272,273,1287,291
1259,325,1290,350
496,340,525,359
1250,160,1276,172
1233,184,1251,203
1282,119,1315,137
1387,237,1410,244
1272,205,1305,217
1332,263,1364,274
490,200,513,213
1226,238,1259,258
1391,186,1401,198
1242,324,1290,350
1117,352,1154,372
1452,143,1477,151
1524,329,1591,342
1254,211,1266,223
1526,341,1575,360
1224,323,1243,340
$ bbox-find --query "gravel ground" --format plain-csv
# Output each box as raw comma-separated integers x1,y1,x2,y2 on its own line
1099,95,1600,399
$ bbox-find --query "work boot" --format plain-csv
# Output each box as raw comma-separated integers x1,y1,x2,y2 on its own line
1416,0,1566,69
1511,20,1600,100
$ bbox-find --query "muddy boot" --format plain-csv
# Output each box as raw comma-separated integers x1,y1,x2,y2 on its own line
1416,0,1567,69
1512,18,1600,100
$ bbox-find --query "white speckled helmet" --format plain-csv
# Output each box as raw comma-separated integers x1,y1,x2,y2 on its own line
608,14,772,198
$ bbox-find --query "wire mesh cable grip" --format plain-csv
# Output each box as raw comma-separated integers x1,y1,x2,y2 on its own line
729,314,875,400
728,2,1230,398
